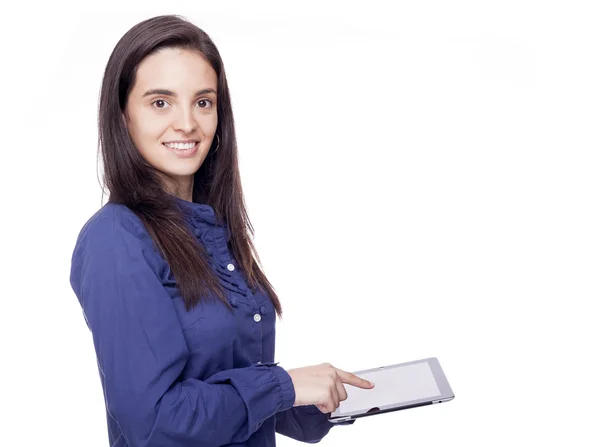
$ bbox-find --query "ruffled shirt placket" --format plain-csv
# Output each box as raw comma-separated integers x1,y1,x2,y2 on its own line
177,198,270,319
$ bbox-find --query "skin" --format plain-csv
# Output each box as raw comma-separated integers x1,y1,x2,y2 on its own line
122,47,218,201
288,363,375,413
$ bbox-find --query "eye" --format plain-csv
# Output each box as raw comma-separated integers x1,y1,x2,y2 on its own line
197,99,213,109
151,99,169,109
150,98,213,109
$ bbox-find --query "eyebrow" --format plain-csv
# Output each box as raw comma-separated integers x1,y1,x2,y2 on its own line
142,88,217,98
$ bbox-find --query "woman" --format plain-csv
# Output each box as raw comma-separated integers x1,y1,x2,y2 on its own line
69,14,374,447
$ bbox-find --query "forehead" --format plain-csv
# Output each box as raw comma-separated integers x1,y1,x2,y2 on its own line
132,47,217,93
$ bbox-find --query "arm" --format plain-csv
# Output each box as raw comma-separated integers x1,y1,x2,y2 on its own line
275,405,355,443
69,212,295,447
275,405,333,443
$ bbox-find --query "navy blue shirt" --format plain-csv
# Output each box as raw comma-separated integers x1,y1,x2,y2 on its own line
69,198,344,446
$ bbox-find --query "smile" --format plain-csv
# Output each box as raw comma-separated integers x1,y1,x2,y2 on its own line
163,141,198,150
163,142,199,157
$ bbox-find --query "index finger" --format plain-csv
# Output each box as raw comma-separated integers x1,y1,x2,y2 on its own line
336,369,375,389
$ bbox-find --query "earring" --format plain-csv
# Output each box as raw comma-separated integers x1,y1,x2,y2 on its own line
212,135,220,153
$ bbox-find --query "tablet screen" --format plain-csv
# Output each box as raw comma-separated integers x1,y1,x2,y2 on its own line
336,361,442,415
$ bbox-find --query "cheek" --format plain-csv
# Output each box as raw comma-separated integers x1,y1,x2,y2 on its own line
133,116,165,147
127,131,160,164
200,113,218,133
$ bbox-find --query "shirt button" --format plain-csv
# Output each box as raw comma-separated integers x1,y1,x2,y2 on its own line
253,313,262,322
194,228,202,237
227,263,235,271
259,305,267,314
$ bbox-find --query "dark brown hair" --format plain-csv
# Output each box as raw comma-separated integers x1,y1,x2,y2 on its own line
97,14,282,316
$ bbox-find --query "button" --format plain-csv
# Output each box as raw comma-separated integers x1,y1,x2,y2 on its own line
193,228,202,237
230,297,239,307
253,313,262,322
259,305,267,314
227,263,235,271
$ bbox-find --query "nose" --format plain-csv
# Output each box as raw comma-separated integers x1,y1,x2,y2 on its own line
173,107,198,133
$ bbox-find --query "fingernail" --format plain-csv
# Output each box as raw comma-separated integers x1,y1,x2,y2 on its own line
370,381,375,386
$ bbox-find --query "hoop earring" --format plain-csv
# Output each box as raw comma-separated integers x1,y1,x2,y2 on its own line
212,134,220,153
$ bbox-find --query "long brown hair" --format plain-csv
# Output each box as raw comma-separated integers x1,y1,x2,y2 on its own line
97,14,282,317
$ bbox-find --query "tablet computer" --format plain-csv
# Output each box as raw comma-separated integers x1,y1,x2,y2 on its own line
328,357,454,423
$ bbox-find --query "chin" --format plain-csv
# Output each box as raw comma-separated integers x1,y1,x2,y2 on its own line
165,165,203,177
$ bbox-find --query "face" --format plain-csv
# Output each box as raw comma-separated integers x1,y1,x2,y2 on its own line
123,47,218,198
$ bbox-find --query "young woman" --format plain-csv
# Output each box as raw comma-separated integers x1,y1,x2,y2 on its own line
69,14,374,447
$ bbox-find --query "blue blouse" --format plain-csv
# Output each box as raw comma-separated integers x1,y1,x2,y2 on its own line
69,198,347,446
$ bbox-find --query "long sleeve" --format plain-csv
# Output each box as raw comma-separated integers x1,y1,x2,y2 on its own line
275,405,354,444
69,209,295,447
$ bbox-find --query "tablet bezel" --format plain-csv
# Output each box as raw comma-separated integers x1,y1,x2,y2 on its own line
328,357,454,423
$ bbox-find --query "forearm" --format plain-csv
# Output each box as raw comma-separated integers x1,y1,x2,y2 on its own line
276,405,340,443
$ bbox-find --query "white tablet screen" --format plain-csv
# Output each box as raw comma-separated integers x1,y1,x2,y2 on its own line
337,361,442,414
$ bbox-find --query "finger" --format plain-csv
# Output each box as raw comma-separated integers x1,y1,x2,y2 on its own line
337,382,348,403
336,369,375,389
316,403,328,414
322,392,336,414
335,377,348,402
330,378,340,410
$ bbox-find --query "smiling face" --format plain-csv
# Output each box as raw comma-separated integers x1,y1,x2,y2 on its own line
122,47,218,199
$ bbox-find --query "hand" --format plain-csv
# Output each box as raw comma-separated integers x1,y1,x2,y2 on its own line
286,363,375,413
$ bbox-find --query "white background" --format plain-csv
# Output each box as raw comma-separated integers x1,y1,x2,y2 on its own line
2,1,599,445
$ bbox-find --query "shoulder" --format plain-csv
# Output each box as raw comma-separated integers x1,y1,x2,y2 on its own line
71,202,156,260
70,202,168,294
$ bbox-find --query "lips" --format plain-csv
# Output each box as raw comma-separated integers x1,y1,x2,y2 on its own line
163,140,199,145
162,142,199,158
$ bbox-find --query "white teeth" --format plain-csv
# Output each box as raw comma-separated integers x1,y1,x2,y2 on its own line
164,142,197,150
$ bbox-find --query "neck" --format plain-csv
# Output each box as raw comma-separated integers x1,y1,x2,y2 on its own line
163,174,194,202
